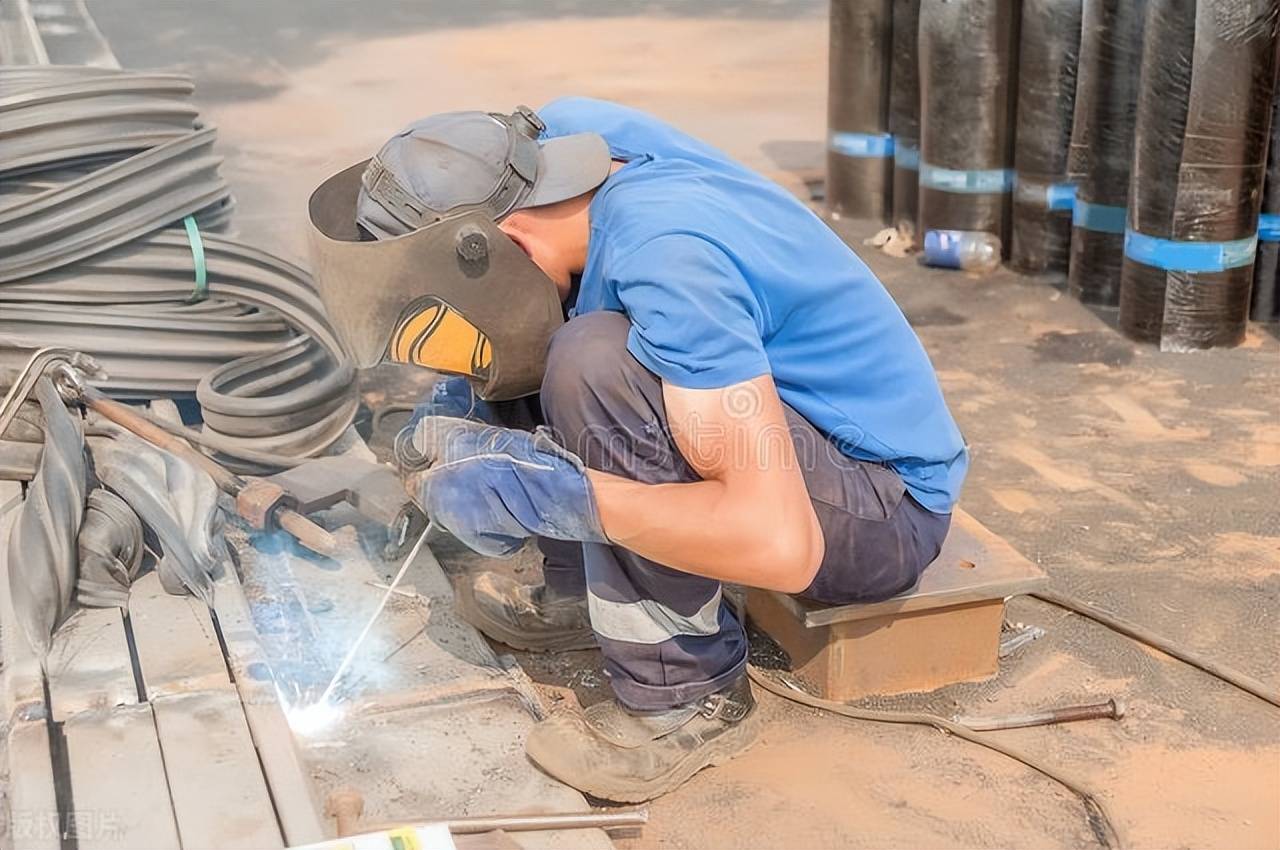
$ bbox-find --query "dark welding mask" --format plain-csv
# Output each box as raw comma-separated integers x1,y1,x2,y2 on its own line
306,106,611,401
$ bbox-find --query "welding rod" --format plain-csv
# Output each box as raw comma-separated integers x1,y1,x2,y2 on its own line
444,810,649,834
77,384,337,556
954,698,1125,732
352,810,650,837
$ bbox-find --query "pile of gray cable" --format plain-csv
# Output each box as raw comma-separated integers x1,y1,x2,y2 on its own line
0,65,357,470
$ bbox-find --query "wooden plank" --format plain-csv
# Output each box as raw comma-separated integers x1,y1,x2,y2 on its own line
6,720,60,850
783,509,1048,627
152,691,284,849
127,571,232,698
46,606,138,721
212,569,327,846
62,704,180,850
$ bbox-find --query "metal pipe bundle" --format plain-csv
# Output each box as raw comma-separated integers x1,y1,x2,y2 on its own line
0,67,357,469
1118,0,1280,349
826,0,893,222
1010,0,1083,275
889,0,921,236
1066,0,1146,305
917,0,1020,251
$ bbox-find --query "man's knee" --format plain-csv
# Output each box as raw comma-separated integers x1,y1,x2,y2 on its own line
541,311,635,430
540,312,676,476
543,311,631,391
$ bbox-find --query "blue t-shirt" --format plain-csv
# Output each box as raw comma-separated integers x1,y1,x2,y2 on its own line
539,97,968,513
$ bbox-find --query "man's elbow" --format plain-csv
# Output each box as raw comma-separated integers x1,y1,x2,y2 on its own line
751,521,824,594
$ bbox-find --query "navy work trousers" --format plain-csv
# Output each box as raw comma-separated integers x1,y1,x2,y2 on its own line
531,312,951,711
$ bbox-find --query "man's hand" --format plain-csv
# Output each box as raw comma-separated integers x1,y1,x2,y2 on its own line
414,375,495,423
410,417,608,557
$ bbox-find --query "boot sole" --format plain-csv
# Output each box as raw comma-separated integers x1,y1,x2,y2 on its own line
455,585,597,653
531,711,761,803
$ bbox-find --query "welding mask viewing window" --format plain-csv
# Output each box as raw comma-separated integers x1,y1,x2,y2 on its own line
307,106,612,401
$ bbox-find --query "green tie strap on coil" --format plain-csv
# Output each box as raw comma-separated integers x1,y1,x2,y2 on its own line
183,215,208,303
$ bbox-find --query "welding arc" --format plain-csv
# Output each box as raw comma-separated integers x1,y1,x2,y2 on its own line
316,523,433,707
746,666,1121,849
1029,590,1280,708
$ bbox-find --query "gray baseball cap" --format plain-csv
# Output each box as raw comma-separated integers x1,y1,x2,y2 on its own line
356,105,611,239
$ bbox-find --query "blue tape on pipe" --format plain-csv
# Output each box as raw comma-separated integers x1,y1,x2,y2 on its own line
829,132,895,158
894,144,920,171
1072,199,1126,234
919,163,1013,194
1123,229,1258,273
1013,177,1076,211
1259,213,1280,242
1046,183,1077,212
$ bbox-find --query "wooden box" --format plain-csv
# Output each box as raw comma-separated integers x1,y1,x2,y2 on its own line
747,509,1047,701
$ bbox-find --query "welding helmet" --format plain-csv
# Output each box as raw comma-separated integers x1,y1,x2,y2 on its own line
307,106,612,400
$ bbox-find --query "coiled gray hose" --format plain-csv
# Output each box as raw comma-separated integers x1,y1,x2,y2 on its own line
0,67,357,471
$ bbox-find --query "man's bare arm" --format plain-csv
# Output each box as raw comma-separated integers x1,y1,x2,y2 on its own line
587,374,825,592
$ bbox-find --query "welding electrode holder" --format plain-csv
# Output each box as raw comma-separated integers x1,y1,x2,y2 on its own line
53,364,339,557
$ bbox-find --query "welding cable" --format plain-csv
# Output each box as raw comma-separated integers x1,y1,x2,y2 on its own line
0,68,356,470
1028,590,1280,708
0,71,199,176
0,125,230,282
746,665,1121,849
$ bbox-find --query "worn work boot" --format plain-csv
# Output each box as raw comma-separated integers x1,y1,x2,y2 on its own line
525,675,759,802
457,571,596,652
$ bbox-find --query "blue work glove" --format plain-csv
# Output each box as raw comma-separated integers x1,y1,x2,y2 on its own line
411,375,495,424
412,417,608,557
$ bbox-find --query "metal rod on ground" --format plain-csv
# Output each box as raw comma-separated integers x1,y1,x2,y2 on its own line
746,665,1121,849
1029,589,1280,709
74,382,337,556
955,698,1125,732
444,810,649,835
353,811,650,837
326,789,649,838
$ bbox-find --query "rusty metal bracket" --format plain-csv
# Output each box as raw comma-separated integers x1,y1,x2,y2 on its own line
265,456,428,558
0,343,103,440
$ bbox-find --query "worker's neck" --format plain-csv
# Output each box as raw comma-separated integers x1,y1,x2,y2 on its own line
500,161,626,299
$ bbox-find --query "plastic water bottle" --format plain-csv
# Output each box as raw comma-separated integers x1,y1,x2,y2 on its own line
921,230,1002,274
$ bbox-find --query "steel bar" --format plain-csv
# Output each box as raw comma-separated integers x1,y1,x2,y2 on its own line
1031,589,1280,708
355,810,650,837
748,666,1120,849
955,698,1124,731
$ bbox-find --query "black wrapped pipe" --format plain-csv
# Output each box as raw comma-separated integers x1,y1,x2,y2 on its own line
917,0,1020,252
1010,0,1083,275
1066,0,1146,305
827,0,893,222
889,0,921,236
1251,91,1280,323
1119,0,1280,349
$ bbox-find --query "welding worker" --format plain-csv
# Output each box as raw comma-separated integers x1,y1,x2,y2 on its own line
307,99,967,802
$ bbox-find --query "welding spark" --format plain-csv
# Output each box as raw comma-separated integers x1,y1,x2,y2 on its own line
285,697,345,737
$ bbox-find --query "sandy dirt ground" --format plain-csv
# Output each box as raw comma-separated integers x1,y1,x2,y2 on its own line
91,4,1280,848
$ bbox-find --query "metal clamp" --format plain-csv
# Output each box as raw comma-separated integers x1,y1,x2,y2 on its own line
0,344,104,440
